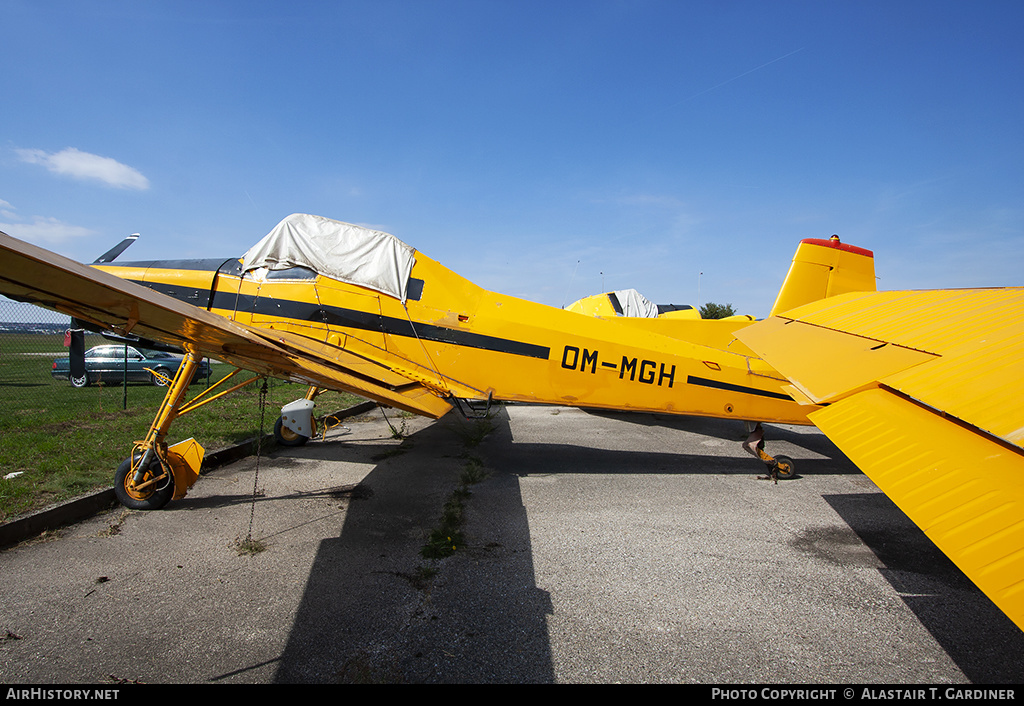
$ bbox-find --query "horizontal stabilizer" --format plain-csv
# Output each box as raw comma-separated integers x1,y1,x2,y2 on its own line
736,314,937,404
740,288,1024,449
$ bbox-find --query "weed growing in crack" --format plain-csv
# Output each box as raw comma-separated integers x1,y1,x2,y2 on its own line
420,455,489,560
232,535,267,556
460,455,487,485
456,418,493,448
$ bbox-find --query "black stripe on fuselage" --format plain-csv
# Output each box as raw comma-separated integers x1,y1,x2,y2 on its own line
129,278,551,361
686,375,793,401
113,258,244,275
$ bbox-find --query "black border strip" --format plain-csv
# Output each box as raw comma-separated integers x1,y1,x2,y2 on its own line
687,375,793,401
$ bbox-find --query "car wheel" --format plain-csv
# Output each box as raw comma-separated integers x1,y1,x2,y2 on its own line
70,373,90,388
151,367,172,386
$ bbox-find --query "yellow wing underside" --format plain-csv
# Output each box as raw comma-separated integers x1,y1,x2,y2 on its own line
813,389,1024,630
738,288,1024,630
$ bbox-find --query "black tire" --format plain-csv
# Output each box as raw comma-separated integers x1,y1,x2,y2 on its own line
70,373,90,388
774,454,796,480
114,454,174,510
274,417,309,447
151,367,171,386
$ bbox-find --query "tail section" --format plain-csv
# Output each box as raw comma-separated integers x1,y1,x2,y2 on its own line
769,236,875,317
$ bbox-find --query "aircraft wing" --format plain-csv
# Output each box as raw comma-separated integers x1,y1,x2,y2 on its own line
737,288,1024,631
0,231,453,418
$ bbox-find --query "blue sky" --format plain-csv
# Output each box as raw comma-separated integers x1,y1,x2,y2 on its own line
2,0,1021,318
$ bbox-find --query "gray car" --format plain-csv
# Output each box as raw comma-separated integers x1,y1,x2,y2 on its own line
51,344,210,388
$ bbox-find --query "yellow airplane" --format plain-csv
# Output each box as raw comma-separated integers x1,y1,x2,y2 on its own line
1,213,1021,632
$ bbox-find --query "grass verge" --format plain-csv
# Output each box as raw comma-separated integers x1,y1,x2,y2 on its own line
0,359,363,522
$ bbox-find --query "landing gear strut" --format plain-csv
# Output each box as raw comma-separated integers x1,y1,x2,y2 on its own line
743,422,796,483
114,351,262,509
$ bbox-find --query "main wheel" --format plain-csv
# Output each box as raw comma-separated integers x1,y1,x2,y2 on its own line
773,454,796,480
274,417,309,447
115,454,174,510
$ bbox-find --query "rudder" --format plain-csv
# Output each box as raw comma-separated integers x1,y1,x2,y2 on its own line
770,236,875,317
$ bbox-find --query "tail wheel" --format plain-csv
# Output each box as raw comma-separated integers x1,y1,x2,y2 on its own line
774,454,796,480
274,417,309,447
115,454,174,510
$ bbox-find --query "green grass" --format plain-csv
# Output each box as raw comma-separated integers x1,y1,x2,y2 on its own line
0,334,365,521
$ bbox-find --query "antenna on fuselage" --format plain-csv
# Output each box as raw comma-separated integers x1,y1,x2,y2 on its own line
561,259,581,308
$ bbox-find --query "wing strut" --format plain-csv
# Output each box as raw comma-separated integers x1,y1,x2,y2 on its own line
114,354,264,510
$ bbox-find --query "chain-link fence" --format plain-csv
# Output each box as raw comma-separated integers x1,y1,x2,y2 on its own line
0,295,336,427
0,296,176,413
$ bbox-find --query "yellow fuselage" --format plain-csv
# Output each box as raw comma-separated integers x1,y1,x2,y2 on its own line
97,251,813,425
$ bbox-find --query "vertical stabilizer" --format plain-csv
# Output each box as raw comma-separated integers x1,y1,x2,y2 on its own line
769,236,875,317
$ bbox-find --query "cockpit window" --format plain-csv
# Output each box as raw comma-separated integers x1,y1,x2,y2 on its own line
263,266,318,280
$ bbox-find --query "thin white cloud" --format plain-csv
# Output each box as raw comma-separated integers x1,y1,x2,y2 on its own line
17,147,150,190
0,216,96,243
0,201,96,244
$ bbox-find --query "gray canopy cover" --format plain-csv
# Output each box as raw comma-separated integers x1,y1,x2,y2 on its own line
242,213,416,302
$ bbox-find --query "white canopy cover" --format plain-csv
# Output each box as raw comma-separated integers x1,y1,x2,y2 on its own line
612,289,660,318
242,213,417,302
